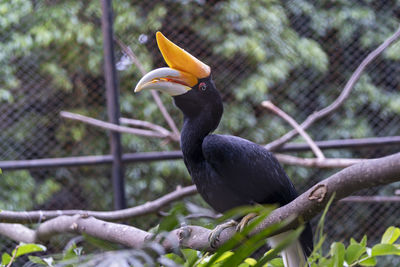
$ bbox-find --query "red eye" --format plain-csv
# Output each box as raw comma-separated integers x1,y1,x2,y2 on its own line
198,82,207,91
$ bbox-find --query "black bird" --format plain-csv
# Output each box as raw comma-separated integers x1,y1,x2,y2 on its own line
135,32,313,267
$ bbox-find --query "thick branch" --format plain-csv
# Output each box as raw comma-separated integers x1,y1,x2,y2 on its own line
1,153,399,251
266,25,400,151
0,185,197,224
0,215,150,248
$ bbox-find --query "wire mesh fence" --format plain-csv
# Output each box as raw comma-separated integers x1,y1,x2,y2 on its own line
1,0,399,263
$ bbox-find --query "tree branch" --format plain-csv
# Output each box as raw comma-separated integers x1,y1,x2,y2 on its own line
60,111,175,140
0,185,197,224
274,154,366,168
6,244,20,267
262,101,325,159
167,152,400,251
120,117,172,136
1,153,399,252
266,25,400,151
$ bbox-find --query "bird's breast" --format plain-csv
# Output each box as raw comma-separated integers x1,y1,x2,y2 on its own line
190,161,250,213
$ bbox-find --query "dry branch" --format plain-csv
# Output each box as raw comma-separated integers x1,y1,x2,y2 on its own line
120,117,171,136
339,196,400,203
275,154,366,168
60,111,174,139
1,152,399,251
262,101,325,159
0,185,197,224
266,25,400,151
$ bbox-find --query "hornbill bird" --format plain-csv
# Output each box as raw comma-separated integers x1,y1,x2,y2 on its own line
135,32,313,267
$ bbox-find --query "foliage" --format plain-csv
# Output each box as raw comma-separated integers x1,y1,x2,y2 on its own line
0,170,60,210
14,202,399,267
1,243,46,267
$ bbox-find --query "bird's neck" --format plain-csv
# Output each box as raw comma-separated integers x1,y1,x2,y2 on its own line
180,109,221,165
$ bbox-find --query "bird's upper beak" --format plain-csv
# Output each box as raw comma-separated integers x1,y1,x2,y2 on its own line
134,32,210,96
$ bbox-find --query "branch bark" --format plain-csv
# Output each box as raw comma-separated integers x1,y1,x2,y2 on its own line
120,117,171,136
265,25,400,151
1,153,399,251
60,111,177,140
0,185,197,224
274,154,366,168
262,101,325,159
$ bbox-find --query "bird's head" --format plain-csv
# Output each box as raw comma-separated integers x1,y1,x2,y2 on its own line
135,32,222,119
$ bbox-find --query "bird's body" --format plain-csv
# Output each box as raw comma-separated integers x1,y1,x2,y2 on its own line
177,80,313,260
135,32,313,266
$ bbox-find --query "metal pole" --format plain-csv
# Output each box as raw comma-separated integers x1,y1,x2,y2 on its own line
2,136,400,170
101,0,126,209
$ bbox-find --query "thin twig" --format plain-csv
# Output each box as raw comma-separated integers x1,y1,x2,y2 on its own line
6,245,19,267
150,90,181,139
339,196,400,203
0,185,197,223
120,117,172,136
262,101,325,159
275,153,365,168
115,38,181,139
60,111,169,139
266,25,400,151
114,37,147,75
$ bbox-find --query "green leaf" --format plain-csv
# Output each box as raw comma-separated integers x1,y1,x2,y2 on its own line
165,253,185,265
62,243,78,261
2,244,46,265
14,243,46,258
83,233,118,250
157,202,186,232
181,249,199,266
203,206,276,267
254,226,304,267
215,251,235,263
329,242,345,267
315,193,336,252
371,243,400,256
268,258,284,267
28,256,48,265
381,226,400,244
1,253,12,265
358,256,376,266
216,204,274,223
345,243,366,264
360,235,367,247
244,257,257,266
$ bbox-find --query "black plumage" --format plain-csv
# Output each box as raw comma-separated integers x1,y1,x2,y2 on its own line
174,76,313,256
135,32,313,264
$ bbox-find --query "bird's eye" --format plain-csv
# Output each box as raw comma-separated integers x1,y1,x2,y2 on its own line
198,82,207,91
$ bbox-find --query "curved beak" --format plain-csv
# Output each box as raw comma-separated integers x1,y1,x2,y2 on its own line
134,32,210,96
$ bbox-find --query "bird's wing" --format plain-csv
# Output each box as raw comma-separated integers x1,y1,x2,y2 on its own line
202,134,298,206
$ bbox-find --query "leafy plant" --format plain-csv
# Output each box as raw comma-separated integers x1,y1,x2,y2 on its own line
1,243,46,267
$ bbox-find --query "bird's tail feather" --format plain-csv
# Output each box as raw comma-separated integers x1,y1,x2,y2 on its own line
268,231,309,267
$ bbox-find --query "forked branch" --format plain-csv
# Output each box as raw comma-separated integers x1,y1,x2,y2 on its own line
266,25,400,151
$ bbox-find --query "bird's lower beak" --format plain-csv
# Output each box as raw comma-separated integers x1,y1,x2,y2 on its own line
134,67,197,96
